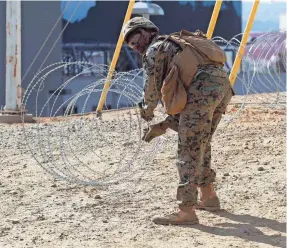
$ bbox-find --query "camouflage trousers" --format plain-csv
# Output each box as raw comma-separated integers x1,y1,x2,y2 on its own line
164,71,233,209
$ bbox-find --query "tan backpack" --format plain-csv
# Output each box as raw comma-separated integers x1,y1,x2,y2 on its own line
157,30,227,115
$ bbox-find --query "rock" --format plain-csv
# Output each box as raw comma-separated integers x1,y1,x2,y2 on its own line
36,215,45,221
258,167,264,171
102,219,108,223
11,219,20,224
94,195,102,199
59,232,67,239
248,159,259,163
168,155,176,159
224,173,230,176
152,206,160,210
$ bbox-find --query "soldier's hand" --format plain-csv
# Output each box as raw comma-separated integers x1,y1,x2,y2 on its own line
140,109,154,122
142,123,167,142
137,100,154,122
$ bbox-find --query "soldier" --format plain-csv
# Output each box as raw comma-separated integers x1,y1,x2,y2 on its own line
123,17,233,225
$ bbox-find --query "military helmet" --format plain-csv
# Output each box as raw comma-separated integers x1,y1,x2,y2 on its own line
122,17,159,43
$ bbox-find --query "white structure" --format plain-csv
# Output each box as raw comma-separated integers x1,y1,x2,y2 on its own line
279,14,287,30
132,1,164,20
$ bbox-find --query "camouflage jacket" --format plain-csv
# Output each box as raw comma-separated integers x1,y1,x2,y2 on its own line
142,35,228,117
142,36,181,117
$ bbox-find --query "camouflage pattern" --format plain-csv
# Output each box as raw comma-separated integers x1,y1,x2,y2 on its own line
164,115,179,132
142,36,181,118
142,35,233,209
122,17,159,43
176,72,233,209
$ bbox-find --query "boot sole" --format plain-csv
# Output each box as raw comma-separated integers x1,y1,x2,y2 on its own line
153,220,199,225
195,205,220,212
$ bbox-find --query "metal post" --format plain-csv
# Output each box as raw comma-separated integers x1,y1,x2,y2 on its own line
206,0,222,40
0,1,34,123
4,0,21,111
229,0,260,86
96,0,136,115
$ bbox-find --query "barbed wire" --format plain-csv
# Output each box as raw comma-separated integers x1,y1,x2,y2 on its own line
2,31,285,187
213,30,286,108
21,64,147,186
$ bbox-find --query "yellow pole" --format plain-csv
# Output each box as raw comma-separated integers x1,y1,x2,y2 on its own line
206,0,223,40
96,0,136,115
229,0,260,86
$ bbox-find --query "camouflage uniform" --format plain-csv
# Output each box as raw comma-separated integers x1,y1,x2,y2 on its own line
143,36,233,209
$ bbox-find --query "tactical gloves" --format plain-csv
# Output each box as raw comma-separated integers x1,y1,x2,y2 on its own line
137,101,170,142
142,122,169,142
137,100,154,122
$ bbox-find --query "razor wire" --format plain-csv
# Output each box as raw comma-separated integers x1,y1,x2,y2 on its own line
22,65,141,185
1,31,285,187
213,30,286,109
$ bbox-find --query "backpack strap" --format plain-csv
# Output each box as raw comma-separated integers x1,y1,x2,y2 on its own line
149,31,212,107
150,34,182,105
159,31,211,62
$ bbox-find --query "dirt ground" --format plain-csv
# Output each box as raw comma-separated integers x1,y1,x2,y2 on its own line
0,95,286,248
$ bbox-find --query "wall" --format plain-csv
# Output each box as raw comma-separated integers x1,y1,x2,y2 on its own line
62,1,242,43
0,1,63,116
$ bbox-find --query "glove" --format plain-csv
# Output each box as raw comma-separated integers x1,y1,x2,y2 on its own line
137,101,154,122
142,122,169,142
140,109,154,122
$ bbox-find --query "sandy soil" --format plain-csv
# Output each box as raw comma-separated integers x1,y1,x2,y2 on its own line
0,95,286,248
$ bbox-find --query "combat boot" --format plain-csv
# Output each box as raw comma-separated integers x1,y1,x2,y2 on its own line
196,183,220,211
142,122,169,142
152,208,199,225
